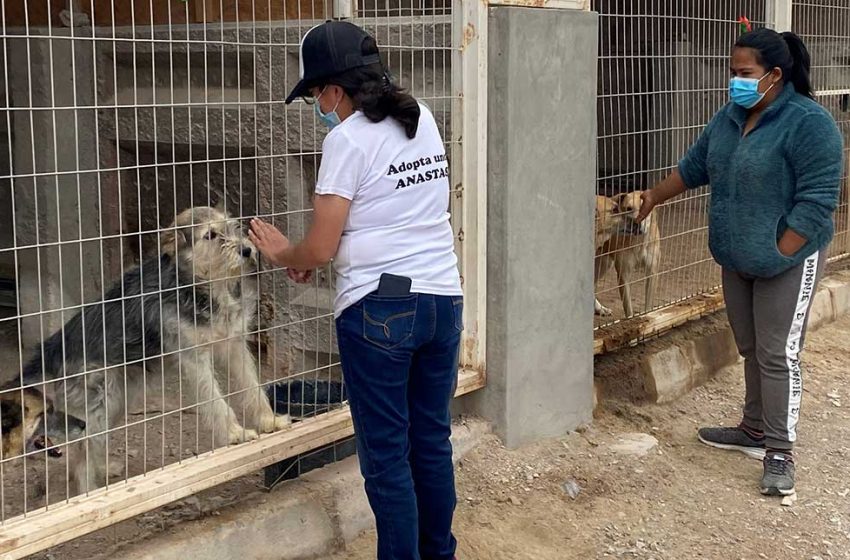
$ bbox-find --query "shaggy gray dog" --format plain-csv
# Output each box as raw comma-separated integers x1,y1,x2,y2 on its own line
21,206,290,494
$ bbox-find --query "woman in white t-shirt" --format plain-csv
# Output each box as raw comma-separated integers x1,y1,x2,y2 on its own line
249,21,462,560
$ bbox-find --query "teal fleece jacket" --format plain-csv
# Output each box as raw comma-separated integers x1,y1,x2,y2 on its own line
678,83,844,278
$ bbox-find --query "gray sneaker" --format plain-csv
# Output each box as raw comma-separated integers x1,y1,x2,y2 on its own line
697,425,765,460
761,452,795,496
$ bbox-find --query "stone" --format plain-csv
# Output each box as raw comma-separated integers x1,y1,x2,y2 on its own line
607,433,659,457
562,479,581,499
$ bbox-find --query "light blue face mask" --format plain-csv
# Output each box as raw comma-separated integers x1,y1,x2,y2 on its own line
729,72,775,109
314,86,342,129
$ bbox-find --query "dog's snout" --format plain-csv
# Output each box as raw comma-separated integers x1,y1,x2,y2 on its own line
240,245,253,258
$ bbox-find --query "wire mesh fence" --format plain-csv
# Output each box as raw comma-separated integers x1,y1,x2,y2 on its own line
794,0,850,261
593,0,850,332
0,0,462,542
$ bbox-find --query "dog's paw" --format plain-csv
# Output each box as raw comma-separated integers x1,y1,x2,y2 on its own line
594,299,613,316
257,412,292,433
272,414,292,430
228,425,259,444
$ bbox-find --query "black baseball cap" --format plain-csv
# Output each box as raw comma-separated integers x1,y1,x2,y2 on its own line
285,20,382,104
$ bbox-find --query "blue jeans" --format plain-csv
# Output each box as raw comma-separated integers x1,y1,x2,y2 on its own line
336,292,462,560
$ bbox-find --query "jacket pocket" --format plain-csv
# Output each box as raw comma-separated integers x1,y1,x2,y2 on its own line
735,211,795,277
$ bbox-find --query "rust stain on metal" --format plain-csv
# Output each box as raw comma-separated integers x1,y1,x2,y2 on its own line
489,0,591,8
492,0,546,7
461,23,476,51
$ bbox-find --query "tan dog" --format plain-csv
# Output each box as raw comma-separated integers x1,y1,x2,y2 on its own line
594,191,661,317
595,195,621,248
594,195,623,316
1,386,86,459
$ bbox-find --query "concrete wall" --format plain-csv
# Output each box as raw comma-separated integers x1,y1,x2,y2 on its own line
462,7,597,448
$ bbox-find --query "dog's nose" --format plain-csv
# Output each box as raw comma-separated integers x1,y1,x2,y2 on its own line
241,245,253,258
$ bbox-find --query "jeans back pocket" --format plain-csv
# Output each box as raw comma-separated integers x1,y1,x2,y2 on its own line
452,297,464,333
362,294,418,350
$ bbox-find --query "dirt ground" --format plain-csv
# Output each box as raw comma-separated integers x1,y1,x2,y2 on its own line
333,313,850,560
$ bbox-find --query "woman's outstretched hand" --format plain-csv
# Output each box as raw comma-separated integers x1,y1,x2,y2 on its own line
249,218,290,267
636,190,658,223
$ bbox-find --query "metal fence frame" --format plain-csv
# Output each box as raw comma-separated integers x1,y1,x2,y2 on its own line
0,2,486,557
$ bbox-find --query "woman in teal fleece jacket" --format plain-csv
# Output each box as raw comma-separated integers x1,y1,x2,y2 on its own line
638,28,844,497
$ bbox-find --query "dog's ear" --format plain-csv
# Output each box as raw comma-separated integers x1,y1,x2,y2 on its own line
214,197,227,217
162,225,190,258
1,399,20,433
613,193,628,211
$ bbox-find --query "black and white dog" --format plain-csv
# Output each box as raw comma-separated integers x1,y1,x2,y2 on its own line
21,205,290,494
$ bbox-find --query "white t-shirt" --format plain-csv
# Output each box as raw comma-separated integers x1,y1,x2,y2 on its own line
314,103,463,317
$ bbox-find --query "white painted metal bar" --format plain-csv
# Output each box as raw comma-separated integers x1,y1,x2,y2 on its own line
767,0,793,31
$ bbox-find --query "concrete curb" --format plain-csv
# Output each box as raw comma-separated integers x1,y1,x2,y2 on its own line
641,270,850,404
115,418,491,560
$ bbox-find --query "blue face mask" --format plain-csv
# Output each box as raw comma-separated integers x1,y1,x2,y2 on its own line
729,72,774,109
314,87,342,129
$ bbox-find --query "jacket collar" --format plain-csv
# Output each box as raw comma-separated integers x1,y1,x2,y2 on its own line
725,81,797,131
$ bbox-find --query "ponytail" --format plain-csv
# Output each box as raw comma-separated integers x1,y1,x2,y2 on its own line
735,28,816,99
780,31,815,100
351,70,421,139
319,36,421,139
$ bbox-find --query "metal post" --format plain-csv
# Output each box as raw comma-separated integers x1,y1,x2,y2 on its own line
766,0,793,31
452,0,488,374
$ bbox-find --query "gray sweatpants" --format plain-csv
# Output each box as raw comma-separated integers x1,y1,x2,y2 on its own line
722,251,825,451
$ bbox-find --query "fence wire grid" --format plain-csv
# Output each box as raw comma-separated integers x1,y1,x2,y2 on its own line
795,0,850,261
0,0,459,537
593,0,850,331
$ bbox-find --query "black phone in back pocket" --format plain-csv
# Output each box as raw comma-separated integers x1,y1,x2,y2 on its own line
377,273,412,296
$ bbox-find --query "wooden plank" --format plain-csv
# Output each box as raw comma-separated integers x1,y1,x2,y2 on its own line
214,0,326,22
0,409,354,559
89,0,190,26
0,367,484,558
593,291,725,356
455,367,485,396
487,0,590,9
1,0,191,27
2,0,323,27
2,1,62,27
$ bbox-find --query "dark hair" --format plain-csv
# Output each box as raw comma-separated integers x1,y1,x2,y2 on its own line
313,36,421,139
734,28,814,100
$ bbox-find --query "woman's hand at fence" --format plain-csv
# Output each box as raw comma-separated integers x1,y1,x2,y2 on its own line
636,190,658,223
636,169,688,223
287,268,313,284
249,218,291,267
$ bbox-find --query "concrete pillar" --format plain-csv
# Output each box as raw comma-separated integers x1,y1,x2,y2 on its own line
462,7,597,448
